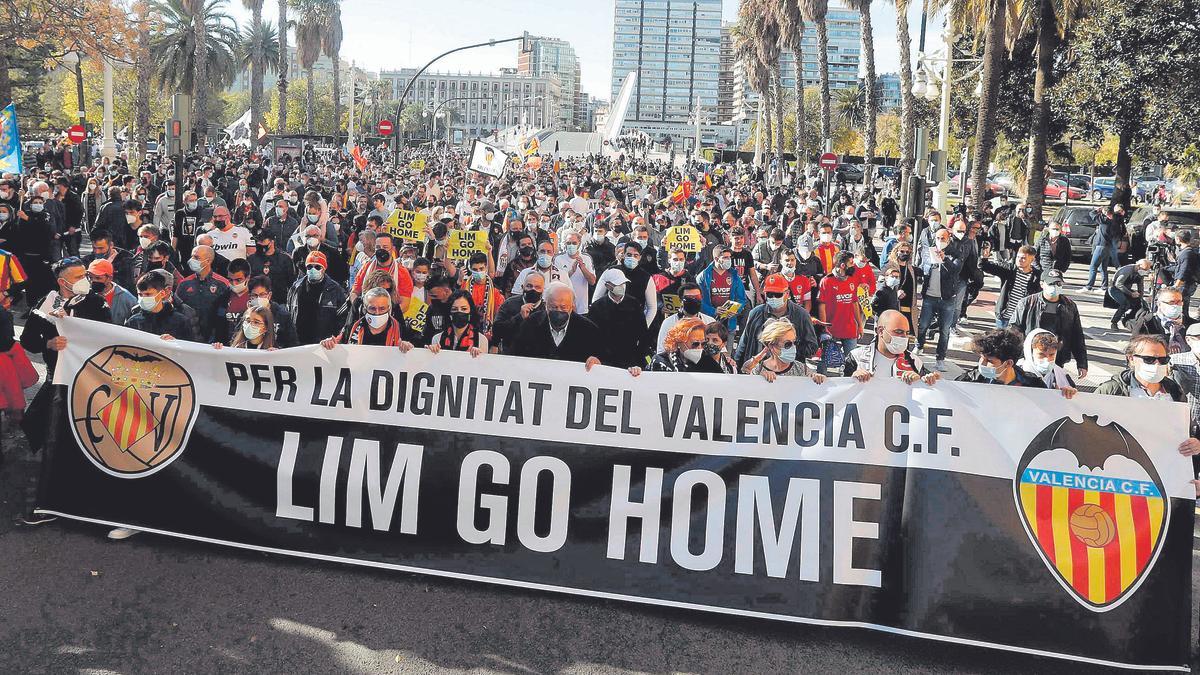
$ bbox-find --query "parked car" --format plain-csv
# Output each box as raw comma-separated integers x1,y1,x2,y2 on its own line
835,163,864,183
1090,176,1116,202
1044,179,1086,201
1051,172,1091,192
1047,205,1122,261
875,165,898,180
990,172,1019,192
1128,206,1200,259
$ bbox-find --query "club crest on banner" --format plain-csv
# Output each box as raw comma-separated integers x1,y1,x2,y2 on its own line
1013,415,1168,611
68,345,198,478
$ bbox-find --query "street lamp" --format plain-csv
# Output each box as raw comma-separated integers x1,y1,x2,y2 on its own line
915,42,984,212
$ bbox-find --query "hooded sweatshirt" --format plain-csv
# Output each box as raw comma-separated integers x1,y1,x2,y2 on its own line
1016,328,1074,390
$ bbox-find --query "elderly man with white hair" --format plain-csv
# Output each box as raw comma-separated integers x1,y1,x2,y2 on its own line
508,281,639,380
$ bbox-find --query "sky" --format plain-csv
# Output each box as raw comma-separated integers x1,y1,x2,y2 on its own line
223,0,946,100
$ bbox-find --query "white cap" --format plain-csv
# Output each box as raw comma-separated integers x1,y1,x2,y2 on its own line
598,268,629,287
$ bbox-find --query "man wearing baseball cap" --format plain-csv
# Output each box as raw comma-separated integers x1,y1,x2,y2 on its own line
734,273,818,369
286,250,346,345
86,258,137,327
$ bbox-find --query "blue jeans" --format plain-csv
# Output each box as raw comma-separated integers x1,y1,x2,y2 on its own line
995,318,1010,328
1085,241,1118,289
918,296,957,360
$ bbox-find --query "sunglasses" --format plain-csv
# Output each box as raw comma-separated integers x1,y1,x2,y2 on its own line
305,265,324,271
1133,354,1170,365
766,292,786,299
776,340,796,349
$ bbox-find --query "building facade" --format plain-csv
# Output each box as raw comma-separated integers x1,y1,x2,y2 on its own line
718,21,735,123
378,68,562,140
731,0,863,125
518,36,582,130
610,0,722,136
875,72,901,112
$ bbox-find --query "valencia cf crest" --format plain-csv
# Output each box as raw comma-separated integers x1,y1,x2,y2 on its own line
69,345,198,478
1014,415,1168,611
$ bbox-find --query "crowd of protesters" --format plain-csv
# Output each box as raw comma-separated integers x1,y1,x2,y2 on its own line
5,138,1200,533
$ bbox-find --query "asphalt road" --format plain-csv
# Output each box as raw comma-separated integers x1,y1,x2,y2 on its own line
1,250,1196,674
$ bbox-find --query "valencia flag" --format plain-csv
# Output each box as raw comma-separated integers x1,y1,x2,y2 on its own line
703,171,713,190
670,179,693,204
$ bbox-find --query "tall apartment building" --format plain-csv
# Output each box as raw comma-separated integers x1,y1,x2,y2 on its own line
610,0,723,143
518,36,582,130
875,73,902,112
378,68,562,139
732,0,863,125
718,21,735,123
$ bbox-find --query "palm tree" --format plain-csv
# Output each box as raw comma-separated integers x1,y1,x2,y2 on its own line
952,0,1010,212
291,0,326,135
732,18,769,166
236,19,280,137
133,0,153,167
734,0,782,179
799,0,832,148
276,0,289,133
150,0,239,100
756,6,785,184
322,0,343,139
834,83,868,129
894,0,916,213
777,0,807,176
182,0,209,147
241,0,265,143
847,0,878,181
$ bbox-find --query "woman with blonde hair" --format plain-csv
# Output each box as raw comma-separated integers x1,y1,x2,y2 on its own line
742,318,826,383
649,317,723,372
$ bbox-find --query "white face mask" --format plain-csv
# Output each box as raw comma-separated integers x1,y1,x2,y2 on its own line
251,296,270,310
885,276,900,288
883,334,908,355
365,313,390,329
1031,357,1054,376
138,295,159,311
683,347,704,364
70,278,91,296
935,239,950,250
1136,362,1168,384
231,281,248,294
242,321,264,341
819,233,832,243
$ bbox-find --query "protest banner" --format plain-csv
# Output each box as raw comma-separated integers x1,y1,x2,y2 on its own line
448,229,489,260
661,225,702,253
468,140,508,178
41,318,1195,672
384,209,428,244
409,160,426,171
402,296,428,335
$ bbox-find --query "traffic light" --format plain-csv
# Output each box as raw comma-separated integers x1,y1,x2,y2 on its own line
166,118,182,156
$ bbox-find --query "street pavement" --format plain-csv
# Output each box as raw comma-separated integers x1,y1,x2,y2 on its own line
1,249,1196,674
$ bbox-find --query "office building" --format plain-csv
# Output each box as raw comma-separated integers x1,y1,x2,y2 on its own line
718,22,735,123
378,68,562,139
610,0,722,143
518,36,582,130
875,73,901,112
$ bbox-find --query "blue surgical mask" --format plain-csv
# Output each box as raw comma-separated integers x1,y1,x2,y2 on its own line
564,244,579,256
778,345,797,364
471,270,488,283
623,256,638,270
306,267,324,283
979,363,1003,380
537,253,553,268
766,297,785,310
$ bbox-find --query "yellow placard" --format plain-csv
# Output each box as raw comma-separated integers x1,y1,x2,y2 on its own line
661,225,702,253
409,159,426,170
661,293,682,316
641,174,657,184
610,170,627,180
403,295,428,335
716,301,742,320
713,167,725,176
857,284,874,321
384,209,428,243
448,229,489,260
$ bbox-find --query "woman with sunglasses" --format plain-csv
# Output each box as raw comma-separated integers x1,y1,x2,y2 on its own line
649,317,723,373
742,318,826,384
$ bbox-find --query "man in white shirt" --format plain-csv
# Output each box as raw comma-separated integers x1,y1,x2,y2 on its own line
206,205,256,262
552,231,596,314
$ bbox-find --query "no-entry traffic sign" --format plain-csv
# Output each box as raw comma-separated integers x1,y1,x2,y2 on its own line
67,125,86,143
378,119,394,137
819,152,838,170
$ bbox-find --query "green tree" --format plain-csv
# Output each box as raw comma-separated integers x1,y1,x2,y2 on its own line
150,0,238,102
276,0,289,133
798,0,832,148
892,0,916,212
291,0,329,134
322,0,343,138
1055,0,1200,208
777,0,807,170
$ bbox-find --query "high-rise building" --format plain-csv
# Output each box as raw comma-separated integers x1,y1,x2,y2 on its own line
610,0,722,143
732,0,863,125
378,68,562,139
518,36,582,130
718,21,735,123
875,73,902,112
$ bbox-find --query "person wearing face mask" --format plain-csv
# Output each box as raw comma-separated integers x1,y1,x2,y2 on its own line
812,223,841,275
493,272,546,354
8,193,55,303
177,245,232,343
213,258,255,344
551,231,597,314
584,222,616,272
513,240,567,300
954,328,1046,387
215,304,277,350
287,251,348,345
1167,324,1200,438
649,317,724,373
652,249,694,315
510,282,605,369
734,274,818,368
459,251,505,335
84,258,136,326
698,245,748,333
655,282,714,352
424,290,486,356
293,223,348,285
980,243,1041,329
742,318,826,384
263,197,298,248
1010,269,1089,379
204,205,256,264
871,265,905,316
321,286,416,351
1034,219,1072,275
846,309,940,385
817,251,865,369
152,179,177,232
247,229,295,301
588,268,651,368
245,274,297,347
916,227,964,371
1015,329,1078,396
124,270,194,341
408,257,432,304
1129,286,1191,351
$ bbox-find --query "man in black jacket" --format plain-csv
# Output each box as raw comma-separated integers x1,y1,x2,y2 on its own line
493,273,545,354
511,282,604,367
980,244,1041,329
1011,270,1089,379
287,250,347,345
1169,229,1200,321
125,270,196,341
1109,258,1151,329
587,269,649,368
1129,286,1191,353
954,327,1047,388
1034,221,1072,275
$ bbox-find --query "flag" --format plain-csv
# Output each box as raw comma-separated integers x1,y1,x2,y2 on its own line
523,137,540,157
703,172,713,190
670,179,693,204
0,104,23,174
350,146,368,171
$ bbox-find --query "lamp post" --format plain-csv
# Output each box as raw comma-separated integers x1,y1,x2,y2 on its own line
101,57,116,159
1066,135,1079,207
391,32,530,165
914,36,983,212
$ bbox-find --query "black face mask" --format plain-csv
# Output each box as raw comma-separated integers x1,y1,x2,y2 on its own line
523,289,541,304
450,311,471,328
549,309,569,329
90,281,106,295
375,248,391,264
682,297,702,315
519,246,534,258
510,230,523,240
146,261,164,270
897,252,911,263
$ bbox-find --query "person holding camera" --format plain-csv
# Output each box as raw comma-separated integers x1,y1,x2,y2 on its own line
1082,205,1126,293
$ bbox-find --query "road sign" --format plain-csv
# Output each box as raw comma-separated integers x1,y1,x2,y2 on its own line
819,152,838,170
67,125,86,144
378,119,394,137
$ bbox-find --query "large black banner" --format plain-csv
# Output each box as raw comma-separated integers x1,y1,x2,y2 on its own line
40,319,1195,670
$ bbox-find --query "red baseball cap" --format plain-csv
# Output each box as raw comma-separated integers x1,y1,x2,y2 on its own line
305,251,327,268
763,274,789,294
87,259,114,276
